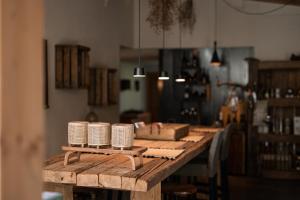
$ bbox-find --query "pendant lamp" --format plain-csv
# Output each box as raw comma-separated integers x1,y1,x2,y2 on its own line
175,0,186,83
158,0,170,81
133,0,145,78
210,0,221,67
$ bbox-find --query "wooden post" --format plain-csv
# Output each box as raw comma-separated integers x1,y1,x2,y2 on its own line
0,0,44,200
130,183,161,200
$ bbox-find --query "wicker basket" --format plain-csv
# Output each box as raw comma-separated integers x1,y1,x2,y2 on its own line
88,122,111,147
68,121,88,146
111,123,134,149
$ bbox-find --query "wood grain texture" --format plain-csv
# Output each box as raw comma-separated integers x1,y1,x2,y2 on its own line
43,131,216,193
133,139,187,149
1,0,44,199
180,135,204,142
130,183,161,200
142,148,185,160
136,123,189,141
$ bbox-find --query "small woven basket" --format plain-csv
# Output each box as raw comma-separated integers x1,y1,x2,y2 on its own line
111,123,134,149
68,121,88,146
88,122,111,147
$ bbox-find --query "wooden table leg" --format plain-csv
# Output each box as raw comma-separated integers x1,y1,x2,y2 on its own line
130,183,161,200
44,182,74,200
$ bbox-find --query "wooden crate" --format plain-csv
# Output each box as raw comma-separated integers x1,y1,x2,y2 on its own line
55,44,90,89
88,68,118,106
135,123,189,141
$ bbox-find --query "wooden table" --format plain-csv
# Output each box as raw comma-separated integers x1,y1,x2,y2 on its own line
43,130,216,200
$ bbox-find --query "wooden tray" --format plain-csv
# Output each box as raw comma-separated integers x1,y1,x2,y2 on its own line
61,146,147,170
142,148,185,160
135,123,189,141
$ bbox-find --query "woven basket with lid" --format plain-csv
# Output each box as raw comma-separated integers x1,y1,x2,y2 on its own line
88,122,111,146
111,123,134,149
68,121,88,146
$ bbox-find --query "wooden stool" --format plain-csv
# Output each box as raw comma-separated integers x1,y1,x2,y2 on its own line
162,184,197,200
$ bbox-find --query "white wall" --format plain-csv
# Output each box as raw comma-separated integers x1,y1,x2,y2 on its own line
134,0,300,60
44,0,134,156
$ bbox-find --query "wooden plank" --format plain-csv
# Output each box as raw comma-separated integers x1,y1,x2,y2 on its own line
44,153,65,166
77,155,129,187
190,127,222,133
130,182,161,200
62,146,147,156
180,135,204,142
70,46,78,88
142,148,185,160
267,98,300,107
80,50,86,88
136,124,189,141
257,133,300,144
95,69,102,105
43,154,109,184
98,158,154,189
122,159,167,191
108,69,118,104
135,134,213,191
258,60,300,70
102,68,108,105
63,47,71,88
133,140,187,149
55,45,64,88
88,68,96,105
84,52,90,88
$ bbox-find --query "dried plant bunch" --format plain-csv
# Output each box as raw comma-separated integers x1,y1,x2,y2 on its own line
178,0,196,32
146,0,177,33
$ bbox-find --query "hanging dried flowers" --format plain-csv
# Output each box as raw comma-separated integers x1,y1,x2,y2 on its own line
146,0,177,33
146,0,196,33
178,0,196,33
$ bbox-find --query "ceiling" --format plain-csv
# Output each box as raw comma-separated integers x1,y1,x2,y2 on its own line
251,0,300,7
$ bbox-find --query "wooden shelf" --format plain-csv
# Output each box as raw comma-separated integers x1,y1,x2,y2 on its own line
261,169,300,180
258,60,300,71
267,98,300,107
257,133,300,144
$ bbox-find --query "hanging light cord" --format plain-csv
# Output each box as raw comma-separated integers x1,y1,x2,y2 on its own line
179,0,182,48
222,0,294,15
162,0,166,49
214,0,218,43
138,0,141,67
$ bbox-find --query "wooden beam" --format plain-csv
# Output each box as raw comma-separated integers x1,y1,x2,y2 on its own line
1,0,44,199
251,0,300,7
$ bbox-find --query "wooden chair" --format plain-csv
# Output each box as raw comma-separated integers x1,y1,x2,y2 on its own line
220,123,234,200
162,131,224,200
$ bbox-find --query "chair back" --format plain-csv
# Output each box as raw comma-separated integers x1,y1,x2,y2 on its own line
220,123,234,161
208,130,224,178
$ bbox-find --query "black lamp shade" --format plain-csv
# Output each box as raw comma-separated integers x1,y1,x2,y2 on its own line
211,41,221,67
175,74,185,82
133,67,145,78
158,70,169,80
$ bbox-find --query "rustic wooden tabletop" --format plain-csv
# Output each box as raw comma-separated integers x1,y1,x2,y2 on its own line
43,129,218,200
